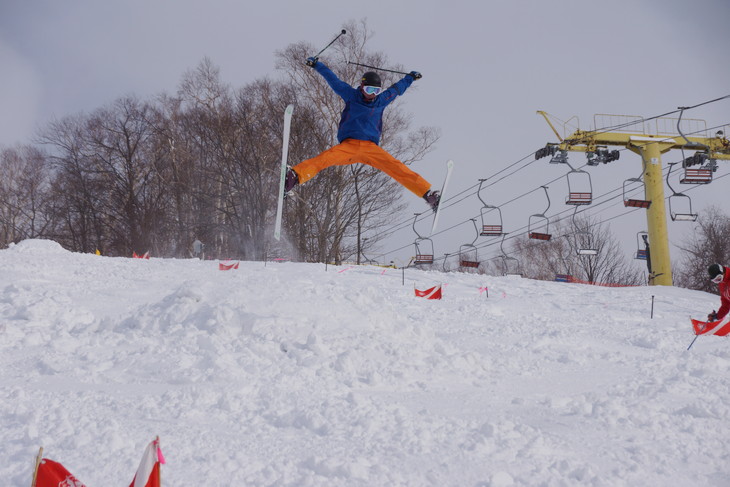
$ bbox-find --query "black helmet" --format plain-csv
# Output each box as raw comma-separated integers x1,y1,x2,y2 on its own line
708,263,724,280
361,71,381,87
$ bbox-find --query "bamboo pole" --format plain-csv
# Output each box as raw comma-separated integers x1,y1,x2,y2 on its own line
31,447,43,487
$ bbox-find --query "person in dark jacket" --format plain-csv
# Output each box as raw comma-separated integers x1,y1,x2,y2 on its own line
285,57,440,210
707,263,730,323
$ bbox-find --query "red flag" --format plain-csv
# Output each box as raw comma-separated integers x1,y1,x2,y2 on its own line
129,437,165,487
219,260,240,270
415,285,442,300
692,317,730,336
35,458,86,487
132,251,150,259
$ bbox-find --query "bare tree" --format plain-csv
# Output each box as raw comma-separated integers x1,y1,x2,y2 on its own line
675,206,730,293
0,146,53,246
83,96,167,255
40,114,107,253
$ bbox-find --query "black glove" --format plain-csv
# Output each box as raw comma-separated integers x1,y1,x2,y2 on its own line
708,310,718,322
306,57,318,67
407,71,422,80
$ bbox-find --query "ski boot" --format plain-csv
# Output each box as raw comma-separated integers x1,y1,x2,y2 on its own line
284,166,299,193
423,190,441,212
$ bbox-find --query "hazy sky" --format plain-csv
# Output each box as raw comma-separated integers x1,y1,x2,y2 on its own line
2,0,729,267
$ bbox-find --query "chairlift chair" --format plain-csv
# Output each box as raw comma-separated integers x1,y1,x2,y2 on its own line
680,152,716,184
528,186,552,240
476,179,505,237
635,231,648,260
680,166,714,184
669,194,698,222
411,213,435,265
622,174,651,208
565,167,593,205
413,238,435,265
676,110,716,185
459,219,480,269
499,234,522,276
571,207,598,256
666,163,698,222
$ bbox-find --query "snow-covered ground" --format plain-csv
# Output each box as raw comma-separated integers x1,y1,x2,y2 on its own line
1,239,729,486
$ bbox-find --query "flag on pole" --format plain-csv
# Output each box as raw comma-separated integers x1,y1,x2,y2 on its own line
129,437,165,487
34,456,86,487
414,285,442,300
219,260,240,271
692,316,730,336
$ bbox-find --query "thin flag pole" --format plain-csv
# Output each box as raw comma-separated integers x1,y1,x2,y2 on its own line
687,316,705,351
156,436,162,487
31,447,43,487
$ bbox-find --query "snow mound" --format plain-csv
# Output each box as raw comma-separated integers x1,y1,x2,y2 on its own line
1,242,729,486
6,238,71,255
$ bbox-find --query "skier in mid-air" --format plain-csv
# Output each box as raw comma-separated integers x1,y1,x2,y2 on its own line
284,56,441,211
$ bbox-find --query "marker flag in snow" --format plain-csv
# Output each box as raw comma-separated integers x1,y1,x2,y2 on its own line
132,251,150,259
415,285,442,300
692,317,730,336
219,260,240,271
129,437,165,487
34,458,86,487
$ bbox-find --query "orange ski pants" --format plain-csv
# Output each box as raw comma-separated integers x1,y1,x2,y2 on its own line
292,139,431,197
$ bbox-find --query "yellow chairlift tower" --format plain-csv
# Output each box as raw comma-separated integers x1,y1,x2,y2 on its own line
536,110,730,286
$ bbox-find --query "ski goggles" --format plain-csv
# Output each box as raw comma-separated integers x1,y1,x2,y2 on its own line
711,272,724,284
362,85,382,96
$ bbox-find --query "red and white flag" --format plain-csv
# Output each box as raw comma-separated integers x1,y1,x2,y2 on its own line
129,437,166,487
219,260,240,270
132,251,150,259
35,458,86,487
415,285,442,300
692,316,730,336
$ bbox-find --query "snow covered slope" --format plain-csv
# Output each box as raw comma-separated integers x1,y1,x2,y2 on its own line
1,239,728,486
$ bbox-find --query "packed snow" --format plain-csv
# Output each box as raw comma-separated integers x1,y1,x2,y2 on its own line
2,239,729,486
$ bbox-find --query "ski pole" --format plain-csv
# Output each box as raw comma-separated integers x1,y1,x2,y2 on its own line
347,61,413,77
313,29,347,58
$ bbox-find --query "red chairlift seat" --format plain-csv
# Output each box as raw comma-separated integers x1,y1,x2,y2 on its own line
566,192,592,205
480,224,503,237
529,231,552,241
414,254,434,265
679,168,713,184
624,198,651,209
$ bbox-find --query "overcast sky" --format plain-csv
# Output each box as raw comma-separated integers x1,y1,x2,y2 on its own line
1,0,729,267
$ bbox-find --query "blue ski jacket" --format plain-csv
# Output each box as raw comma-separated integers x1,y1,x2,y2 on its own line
313,61,414,145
